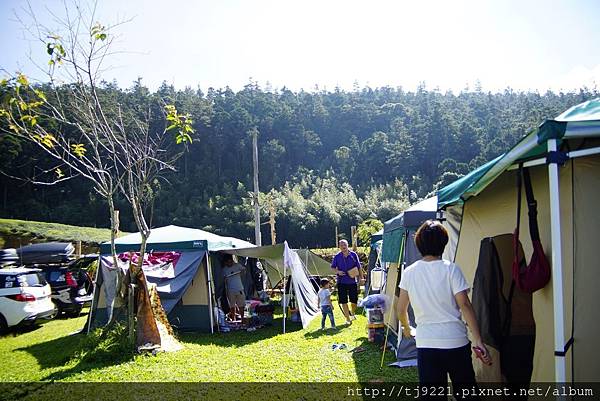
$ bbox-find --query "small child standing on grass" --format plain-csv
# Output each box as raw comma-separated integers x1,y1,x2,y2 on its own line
318,279,336,330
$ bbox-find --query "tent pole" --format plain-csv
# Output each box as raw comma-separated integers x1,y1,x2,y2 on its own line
305,250,309,275
283,256,287,334
206,252,215,334
548,138,567,384
507,145,600,171
380,231,406,369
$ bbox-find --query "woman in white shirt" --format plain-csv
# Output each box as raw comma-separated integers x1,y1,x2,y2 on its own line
397,220,491,400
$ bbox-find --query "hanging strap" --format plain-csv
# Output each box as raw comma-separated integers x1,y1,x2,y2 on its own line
522,167,541,242
516,165,523,234
514,164,523,258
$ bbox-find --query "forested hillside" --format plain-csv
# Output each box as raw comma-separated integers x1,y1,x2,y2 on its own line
1,81,597,246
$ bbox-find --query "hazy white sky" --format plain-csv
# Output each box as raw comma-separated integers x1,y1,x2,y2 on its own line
1,0,599,93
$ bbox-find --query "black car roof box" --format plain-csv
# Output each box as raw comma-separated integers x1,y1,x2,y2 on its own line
0,248,18,265
17,242,75,265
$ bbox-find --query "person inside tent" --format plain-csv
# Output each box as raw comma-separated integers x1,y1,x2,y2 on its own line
222,254,246,319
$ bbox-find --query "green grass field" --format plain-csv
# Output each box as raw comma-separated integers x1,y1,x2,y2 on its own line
0,219,415,399
0,307,416,384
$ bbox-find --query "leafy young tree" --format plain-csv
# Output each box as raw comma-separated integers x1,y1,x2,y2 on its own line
0,1,194,342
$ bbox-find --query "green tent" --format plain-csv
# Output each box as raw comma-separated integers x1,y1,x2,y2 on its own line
436,98,600,382
90,225,328,333
381,196,437,264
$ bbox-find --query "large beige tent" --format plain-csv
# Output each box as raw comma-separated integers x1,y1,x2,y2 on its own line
437,98,600,382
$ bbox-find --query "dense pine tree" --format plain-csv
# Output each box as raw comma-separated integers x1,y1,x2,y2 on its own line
1,81,597,246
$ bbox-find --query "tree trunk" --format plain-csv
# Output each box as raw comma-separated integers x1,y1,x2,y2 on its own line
104,195,124,329
108,196,119,268
134,234,161,349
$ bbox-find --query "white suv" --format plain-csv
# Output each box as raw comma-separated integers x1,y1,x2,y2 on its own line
0,268,56,333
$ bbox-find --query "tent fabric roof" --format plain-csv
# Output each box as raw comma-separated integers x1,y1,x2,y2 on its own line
437,155,502,209
370,229,384,246
556,98,600,122
223,244,333,281
99,225,255,254
381,196,437,263
437,98,600,209
383,196,438,233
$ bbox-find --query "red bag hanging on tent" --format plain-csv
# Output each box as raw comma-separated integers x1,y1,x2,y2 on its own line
512,166,551,293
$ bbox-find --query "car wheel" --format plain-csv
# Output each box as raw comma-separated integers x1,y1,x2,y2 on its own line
66,305,82,318
0,314,7,335
53,303,63,317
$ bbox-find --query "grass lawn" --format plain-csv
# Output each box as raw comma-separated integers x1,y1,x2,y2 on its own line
0,307,417,384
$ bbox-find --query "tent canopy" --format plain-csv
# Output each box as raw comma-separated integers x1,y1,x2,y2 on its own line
438,98,600,210
99,225,254,254
222,244,332,284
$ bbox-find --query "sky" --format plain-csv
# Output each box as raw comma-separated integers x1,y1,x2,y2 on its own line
0,0,599,93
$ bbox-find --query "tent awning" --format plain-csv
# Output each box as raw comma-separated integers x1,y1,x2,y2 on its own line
223,242,321,330
222,244,332,283
437,98,600,209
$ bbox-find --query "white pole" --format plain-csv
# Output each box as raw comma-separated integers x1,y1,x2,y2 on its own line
206,253,214,334
547,138,567,383
252,128,262,246
283,262,287,334
305,250,310,276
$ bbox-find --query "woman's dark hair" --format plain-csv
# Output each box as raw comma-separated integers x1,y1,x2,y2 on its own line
320,278,330,287
222,253,234,263
414,220,448,257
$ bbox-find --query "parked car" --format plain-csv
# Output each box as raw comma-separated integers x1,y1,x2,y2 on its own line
0,268,56,334
41,255,96,317
6,243,96,318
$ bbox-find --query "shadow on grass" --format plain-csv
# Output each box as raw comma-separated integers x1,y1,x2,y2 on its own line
53,311,90,320
352,334,419,383
15,331,83,370
178,315,303,347
303,325,350,339
1,323,43,338
16,324,135,382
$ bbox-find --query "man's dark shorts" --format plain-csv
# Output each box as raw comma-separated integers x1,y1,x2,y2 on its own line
337,283,358,304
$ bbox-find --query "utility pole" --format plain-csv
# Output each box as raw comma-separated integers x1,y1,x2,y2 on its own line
335,226,339,246
269,195,276,245
251,128,262,246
